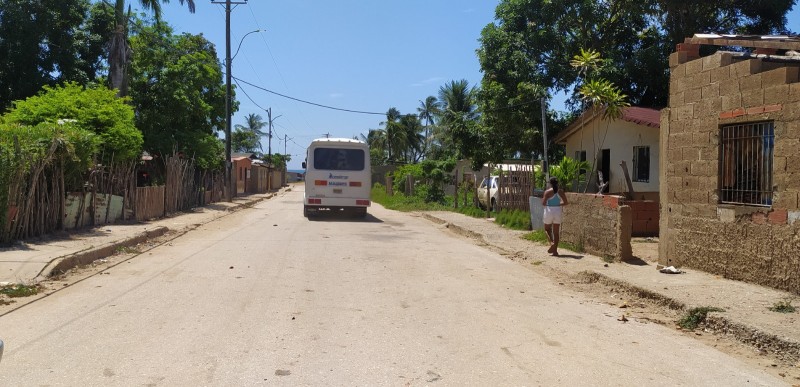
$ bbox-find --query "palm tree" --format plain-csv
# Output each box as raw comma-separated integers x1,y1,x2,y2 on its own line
108,0,196,97
380,107,404,163
436,80,478,158
399,114,424,163
417,96,440,159
234,113,268,152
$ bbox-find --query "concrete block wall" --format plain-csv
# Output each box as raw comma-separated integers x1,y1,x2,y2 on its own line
562,193,632,261
662,48,800,294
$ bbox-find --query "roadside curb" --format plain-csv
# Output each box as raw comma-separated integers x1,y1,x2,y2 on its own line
34,226,169,282
419,213,486,243
30,191,280,283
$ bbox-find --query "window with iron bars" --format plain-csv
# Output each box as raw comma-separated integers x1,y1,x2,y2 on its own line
720,121,774,206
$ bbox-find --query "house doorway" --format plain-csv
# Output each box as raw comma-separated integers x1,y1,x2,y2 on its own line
599,149,610,193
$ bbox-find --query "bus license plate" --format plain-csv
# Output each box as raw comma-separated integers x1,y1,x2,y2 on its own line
333,188,342,194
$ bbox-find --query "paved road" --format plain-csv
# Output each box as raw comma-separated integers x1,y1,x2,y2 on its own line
0,188,785,386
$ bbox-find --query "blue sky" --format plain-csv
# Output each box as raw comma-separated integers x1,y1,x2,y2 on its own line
160,1,800,170
161,1,500,169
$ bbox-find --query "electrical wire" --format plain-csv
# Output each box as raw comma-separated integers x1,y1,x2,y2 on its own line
233,77,385,115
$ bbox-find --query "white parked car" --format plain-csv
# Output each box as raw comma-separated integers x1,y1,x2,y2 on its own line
477,176,499,210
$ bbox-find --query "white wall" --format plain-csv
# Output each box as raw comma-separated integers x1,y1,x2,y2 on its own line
564,119,660,193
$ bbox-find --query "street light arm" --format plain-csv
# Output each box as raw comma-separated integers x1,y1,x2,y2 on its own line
232,29,261,61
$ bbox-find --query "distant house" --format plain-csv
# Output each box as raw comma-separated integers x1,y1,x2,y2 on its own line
231,156,252,194
554,106,662,236
555,106,661,200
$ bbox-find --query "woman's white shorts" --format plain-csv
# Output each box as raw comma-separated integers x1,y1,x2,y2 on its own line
543,206,563,225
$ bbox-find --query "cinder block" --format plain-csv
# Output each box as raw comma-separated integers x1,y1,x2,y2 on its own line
719,79,740,96
670,92,685,106
685,87,702,103
677,104,694,121
788,83,800,102
781,101,800,120
741,89,764,108
761,66,800,87
690,190,709,204
699,146,717,161
786,154,800,172
710,66,731,83
669,51,689,68
702,52,733,71
685,58,704,76
773,156,787,173
681,146,699,161
730,59,762,79
692,131,710,144
701,83,720,99
739,73,763,92
764,85,790,105
695,98,722,120
721,94,742,111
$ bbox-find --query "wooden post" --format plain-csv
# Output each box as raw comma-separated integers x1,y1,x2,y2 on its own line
620,161,635,200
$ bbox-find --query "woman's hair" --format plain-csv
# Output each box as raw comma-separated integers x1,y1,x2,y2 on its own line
549,177,559,194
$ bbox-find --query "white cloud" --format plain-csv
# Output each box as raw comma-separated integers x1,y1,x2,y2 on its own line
411,77,444,87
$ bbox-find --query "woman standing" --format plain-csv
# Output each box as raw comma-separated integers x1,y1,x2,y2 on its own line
542,177,568,256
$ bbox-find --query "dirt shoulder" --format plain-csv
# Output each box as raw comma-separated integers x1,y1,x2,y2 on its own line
418,211,800,383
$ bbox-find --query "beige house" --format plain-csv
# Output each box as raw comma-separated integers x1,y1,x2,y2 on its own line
555,106,661,201
661,35,800,294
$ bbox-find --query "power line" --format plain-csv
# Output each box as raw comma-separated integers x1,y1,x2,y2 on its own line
233,77,385,115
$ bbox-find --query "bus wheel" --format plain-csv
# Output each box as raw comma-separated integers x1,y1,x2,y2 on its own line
303,206,310,217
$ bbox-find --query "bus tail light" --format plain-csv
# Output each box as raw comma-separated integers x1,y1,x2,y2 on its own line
349,181,362,187
314,180,327,186
308,198,322,204
356,200,370,206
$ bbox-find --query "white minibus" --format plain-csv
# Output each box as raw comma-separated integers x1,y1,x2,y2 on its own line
302,138,371,217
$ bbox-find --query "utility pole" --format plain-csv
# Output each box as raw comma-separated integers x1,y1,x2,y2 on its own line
541,97,549,181
211,0,248,201
265,108,281,191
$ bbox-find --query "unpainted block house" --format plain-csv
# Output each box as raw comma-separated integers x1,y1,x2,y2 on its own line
661,35,800,294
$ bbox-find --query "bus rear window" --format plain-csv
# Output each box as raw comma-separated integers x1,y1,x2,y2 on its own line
313,148,365,171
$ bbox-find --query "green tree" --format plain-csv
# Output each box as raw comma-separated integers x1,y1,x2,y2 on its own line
105,0,195,97
417,96,440,159
232,129,260,153
265,153,291,170
478,0,795,114
128,20,227,170
3,82,141,162
0,0,112,110
235,113,268,152
379,107,405,163
398,114,424,163
435,80,489,167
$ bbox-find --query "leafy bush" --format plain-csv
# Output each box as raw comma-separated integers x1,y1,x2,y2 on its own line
549,156,590,192
3,82,142,162
677,307,724,330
